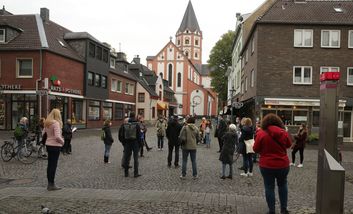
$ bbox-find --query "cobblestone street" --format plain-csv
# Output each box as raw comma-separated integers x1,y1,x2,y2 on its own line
0,127,352,213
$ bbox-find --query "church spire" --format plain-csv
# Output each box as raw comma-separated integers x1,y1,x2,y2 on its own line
177,1,200,33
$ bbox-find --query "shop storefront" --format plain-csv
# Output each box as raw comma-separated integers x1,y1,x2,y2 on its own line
261,98,352,142
0,86,38,130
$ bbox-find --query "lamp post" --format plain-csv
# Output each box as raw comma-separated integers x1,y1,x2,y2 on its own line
229,87,236,124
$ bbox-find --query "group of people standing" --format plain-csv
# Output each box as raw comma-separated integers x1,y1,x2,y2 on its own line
13,107,309,214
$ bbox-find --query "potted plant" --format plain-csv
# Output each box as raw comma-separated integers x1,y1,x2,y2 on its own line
308,133,319,145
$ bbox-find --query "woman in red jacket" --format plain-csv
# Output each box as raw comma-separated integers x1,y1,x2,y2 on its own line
253,113,292,214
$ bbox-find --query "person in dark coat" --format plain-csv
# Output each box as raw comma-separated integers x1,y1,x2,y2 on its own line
102,119,114,164
119,112,141,177
290,123,308,168
166,115,182,168
217,115,227,153
239,117,255,177
62,119,73,154
219,124,238,179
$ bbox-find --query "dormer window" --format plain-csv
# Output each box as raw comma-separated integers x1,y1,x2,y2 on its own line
110,58,115,68
0,29,5,43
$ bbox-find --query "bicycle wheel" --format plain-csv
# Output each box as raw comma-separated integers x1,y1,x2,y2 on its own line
1,142,14,162
18,144,38,164
23,141,34,157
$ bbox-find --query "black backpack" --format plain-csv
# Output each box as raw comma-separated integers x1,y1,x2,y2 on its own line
123,122,138,140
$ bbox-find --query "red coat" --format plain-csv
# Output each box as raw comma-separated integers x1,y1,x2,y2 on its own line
254,125,292,169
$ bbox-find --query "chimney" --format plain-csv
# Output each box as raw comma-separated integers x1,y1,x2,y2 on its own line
236,13,241,21
40,8,49,22
133,55,140,64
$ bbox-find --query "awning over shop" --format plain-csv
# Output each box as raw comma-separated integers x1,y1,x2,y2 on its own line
157,101,168,110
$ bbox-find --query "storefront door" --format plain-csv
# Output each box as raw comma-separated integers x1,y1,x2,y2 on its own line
343,111,352,140
11,94,37,130
49,96,68,123
0,98,5,129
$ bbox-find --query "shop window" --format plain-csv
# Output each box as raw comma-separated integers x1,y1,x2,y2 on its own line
101,75,107,88
72,99,86,125
88,72,94,86
293,111,308,125
138,93,145,103
0,29,5,43
96,46,102,60
114,103,123,120
125,83,129,94
88,101,100,120
17,59,33,78
125,104,133,117
0,99,5,129
102,49,108,62
89,42,95,57
102,102,112,120
312,111,320,127
94,74,101,87
278,110,292,125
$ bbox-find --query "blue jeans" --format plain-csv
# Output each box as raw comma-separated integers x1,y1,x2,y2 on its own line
244,153,254,173
182,150,197,177
104,144,112,157
260,167,290,213
222,163,232,177
157,136,164,149
205,133,211,145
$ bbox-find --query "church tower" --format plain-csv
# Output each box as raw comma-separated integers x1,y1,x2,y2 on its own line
175,1,202,66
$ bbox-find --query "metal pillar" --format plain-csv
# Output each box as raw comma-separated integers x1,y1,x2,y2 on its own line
316,72,345,214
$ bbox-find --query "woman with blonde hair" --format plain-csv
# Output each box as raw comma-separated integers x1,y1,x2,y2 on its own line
44,108,64,191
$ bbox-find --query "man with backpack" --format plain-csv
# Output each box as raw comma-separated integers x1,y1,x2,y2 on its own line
119,112,141,178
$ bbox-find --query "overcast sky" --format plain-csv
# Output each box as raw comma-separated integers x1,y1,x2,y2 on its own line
3,0,265,64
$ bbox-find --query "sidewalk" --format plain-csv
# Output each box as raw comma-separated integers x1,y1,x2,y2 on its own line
0,187,267,214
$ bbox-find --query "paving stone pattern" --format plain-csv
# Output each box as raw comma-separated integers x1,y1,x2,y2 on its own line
0,126,352,213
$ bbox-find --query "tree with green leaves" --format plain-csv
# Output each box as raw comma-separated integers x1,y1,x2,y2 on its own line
207,30,235,110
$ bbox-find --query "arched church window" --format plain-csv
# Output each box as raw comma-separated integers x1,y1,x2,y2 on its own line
168,64,173,87
177,40,180,45
185,51,189,57
177,73,181,87
185,38,190,45
195,52,198,58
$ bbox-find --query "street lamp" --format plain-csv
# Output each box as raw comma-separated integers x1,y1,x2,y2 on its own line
229,87,236,124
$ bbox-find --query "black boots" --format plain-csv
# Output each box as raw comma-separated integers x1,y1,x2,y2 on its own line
104,156,109,163
47,182,62,191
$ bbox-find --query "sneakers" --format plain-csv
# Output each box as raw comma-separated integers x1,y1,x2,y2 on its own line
240,172,248,177
297,164,303,168
289,163,296,166
180,175,186,180
248,172,253,177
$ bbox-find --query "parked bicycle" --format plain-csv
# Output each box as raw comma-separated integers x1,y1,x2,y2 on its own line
1,135,45,164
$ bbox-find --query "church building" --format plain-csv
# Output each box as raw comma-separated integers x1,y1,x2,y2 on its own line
146,1,218,117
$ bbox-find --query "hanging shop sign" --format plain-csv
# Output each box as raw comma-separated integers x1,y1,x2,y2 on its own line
0,84,22,90
49,75,81,95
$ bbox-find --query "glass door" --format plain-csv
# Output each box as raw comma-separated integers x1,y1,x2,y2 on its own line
343,111,352,139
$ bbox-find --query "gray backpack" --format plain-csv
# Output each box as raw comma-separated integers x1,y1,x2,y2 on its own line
123,122,138,140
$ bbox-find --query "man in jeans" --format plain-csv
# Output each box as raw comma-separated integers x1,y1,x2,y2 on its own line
119,112,141,178
166,115,182,168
